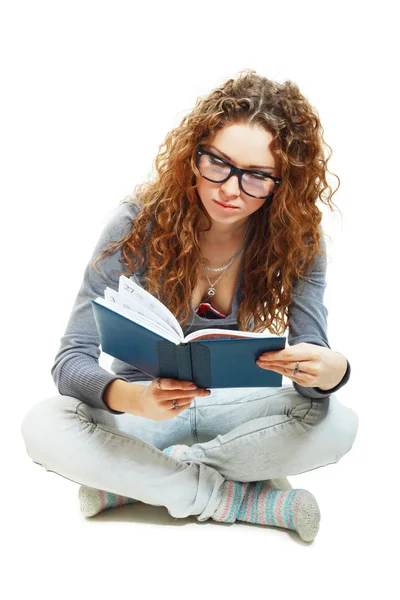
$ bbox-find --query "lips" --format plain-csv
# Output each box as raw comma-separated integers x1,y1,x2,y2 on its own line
213,200,239,209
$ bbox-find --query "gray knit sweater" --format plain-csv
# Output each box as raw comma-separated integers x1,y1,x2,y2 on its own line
51,200,351,414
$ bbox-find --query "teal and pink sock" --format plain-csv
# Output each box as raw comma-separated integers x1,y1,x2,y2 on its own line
212,479,320,542
79,443,190,517
79,444,320,542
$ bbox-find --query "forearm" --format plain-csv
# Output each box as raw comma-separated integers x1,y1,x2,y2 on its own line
104,379,144,415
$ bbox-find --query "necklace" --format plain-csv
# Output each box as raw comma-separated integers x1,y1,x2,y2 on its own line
199,222,249,297
201,221,250,273
201,250,242,296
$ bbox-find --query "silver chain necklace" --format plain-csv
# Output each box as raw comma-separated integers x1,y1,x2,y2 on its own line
199,222,249,297
201,221,250,272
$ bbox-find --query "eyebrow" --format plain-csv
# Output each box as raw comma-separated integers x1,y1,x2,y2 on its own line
208,144,275,172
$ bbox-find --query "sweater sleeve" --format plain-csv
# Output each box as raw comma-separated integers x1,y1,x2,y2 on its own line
288,232,351,399
51,201,142,414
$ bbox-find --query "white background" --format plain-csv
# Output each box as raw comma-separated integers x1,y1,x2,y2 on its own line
2,1,398,598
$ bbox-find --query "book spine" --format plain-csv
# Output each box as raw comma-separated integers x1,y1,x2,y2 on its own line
177,344,193,381
156,340,193,381
190,343,211,388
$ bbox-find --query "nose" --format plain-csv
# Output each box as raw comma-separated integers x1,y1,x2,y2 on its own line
220,173,241,197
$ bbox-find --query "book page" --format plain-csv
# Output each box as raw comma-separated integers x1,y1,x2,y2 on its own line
104,288,178,339
94,297,181,344
118,275,183,337
184,328,283,343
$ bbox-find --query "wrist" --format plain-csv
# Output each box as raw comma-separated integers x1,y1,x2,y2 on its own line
104,379,141,414
318,353,348,391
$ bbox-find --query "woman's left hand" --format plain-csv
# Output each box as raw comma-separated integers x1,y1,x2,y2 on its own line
256,342,348,390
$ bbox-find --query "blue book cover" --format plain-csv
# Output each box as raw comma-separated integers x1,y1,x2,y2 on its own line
91,296,286,389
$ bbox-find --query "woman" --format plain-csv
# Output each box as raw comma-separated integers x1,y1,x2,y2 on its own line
21,69,358,543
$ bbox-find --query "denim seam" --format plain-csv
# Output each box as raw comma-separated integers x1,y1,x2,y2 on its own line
190,415,297,458
190,403,199,443
74,402,157,450
195,386,298,409
74,402,189,469
300,400,313,422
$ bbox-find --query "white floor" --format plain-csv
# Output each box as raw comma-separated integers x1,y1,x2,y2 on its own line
8,371,396,600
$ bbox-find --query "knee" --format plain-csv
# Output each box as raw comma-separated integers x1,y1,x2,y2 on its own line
327,395,359,460
290,392,330,428
20,395,82,465
290,392,359,458
305,394,359,462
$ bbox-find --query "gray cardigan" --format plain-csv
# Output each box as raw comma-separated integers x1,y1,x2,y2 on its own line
51,200,351,414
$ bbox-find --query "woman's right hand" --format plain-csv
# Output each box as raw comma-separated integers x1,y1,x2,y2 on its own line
135,378,211,421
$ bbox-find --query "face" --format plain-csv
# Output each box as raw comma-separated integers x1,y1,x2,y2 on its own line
195,123,279,229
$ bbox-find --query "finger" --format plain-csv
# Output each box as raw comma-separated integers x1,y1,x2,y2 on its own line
166,397,194,410
162,395,197,405
165,403,191,417
259,343,315,363
155,378,198,391
259,365,315,385
257,360,317,374
160,389,210,402
291,372,315,385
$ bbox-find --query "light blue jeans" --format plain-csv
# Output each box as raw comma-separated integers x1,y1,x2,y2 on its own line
20,383,359,521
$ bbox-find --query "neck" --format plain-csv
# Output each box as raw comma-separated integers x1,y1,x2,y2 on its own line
199,217,249,245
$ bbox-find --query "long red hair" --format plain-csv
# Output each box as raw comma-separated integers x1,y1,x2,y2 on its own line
93,69,341,334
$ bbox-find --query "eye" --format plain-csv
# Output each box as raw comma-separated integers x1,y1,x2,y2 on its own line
210,156,226,166
247,172,270,180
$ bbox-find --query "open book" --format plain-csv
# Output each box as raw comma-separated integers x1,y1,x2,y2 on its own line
91,276,287,388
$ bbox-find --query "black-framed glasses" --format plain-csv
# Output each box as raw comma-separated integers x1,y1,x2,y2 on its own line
195,146,282,200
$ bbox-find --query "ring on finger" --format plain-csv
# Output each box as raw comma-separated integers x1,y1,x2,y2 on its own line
156,377,163,390
172,400,179,410
291,361,300,377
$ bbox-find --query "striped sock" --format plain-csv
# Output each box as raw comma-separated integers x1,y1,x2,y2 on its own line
78,486,139,518
78,443,190,517
212,480,321,542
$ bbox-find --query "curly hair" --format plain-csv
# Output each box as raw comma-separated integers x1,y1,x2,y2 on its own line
93,68,341,334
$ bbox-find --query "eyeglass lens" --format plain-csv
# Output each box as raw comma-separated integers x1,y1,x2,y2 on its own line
199,154,275,197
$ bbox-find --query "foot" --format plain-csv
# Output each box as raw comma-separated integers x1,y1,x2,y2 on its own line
212,480,321,542
78,443,190,517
